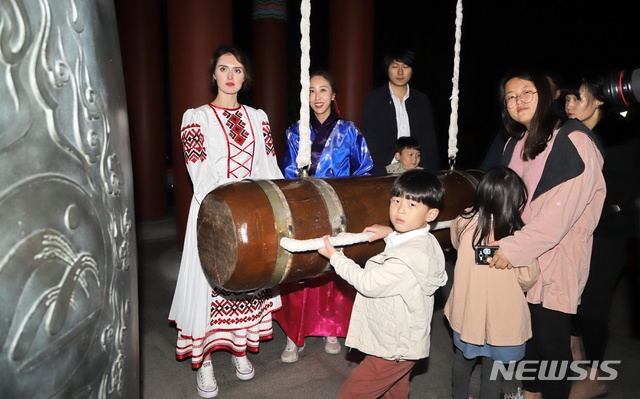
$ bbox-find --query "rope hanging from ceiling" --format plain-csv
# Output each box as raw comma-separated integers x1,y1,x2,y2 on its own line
295,0,312,174
447,0,463,168
295,0,463,172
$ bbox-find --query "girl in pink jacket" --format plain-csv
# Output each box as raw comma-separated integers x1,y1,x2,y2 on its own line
489,70,606,399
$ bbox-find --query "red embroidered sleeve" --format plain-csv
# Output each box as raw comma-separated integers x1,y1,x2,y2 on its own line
181,123,207,163
262,121,276,156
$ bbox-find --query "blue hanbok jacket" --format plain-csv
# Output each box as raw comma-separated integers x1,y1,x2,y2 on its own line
283,119,375,178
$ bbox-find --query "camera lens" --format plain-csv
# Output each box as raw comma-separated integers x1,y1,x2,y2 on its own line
604,68,640,112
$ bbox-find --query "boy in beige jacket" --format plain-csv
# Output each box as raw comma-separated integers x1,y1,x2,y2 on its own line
319,169,447,398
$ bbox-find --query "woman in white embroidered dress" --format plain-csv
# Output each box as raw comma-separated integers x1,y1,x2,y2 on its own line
168,44,283,398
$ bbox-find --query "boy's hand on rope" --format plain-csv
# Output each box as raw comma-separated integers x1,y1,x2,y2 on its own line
363,224,393,242
318,235,337,259
280,232,374,253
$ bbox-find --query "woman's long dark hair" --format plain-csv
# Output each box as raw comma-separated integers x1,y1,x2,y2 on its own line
459,166,528,248
499,69,561,161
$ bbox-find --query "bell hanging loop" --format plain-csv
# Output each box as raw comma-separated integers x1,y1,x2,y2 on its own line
448,156,457,170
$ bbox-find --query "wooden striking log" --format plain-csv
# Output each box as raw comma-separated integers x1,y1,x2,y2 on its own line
197,170,482,291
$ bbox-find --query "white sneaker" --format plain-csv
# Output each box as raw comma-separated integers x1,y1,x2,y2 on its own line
196,360,219,398
502,387,524,399
323,336,341,354
231,355,255,380
281,337,304,363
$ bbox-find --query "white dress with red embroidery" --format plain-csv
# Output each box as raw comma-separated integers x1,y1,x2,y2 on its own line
168,103,283,368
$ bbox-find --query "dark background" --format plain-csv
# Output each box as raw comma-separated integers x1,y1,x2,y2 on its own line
232,0,640,170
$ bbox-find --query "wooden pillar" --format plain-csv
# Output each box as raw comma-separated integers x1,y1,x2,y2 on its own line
116,0,168,222
329,0,374,127
165,0,233,248
252,1,288,165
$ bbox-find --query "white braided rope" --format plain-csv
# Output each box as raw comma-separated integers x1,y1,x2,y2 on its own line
280,232,374,252
447,0,463,167
279,220,453,253
296,0,312,172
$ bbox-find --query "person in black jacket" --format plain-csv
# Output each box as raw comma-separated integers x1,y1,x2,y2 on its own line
564,73,640,399
361,48,439,174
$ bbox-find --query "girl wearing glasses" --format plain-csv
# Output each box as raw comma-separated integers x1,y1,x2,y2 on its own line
488,70,606,399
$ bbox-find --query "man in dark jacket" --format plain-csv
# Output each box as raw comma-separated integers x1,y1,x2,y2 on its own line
361,49,439,174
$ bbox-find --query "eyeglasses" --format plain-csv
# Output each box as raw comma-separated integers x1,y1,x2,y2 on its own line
504,90,538,109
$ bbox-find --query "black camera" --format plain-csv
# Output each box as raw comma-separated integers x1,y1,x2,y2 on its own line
475,245,499,265
604,68,640,112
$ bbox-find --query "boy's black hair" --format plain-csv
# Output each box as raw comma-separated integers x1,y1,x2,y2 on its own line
383,48,416,71
460,166,528,247
390,169,444,210
396,136,421,153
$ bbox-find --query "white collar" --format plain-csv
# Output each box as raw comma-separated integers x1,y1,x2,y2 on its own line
385,225,430,250
387,82,410,101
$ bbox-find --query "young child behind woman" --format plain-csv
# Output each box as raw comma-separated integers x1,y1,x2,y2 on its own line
444,166,540,399
385,136,423,174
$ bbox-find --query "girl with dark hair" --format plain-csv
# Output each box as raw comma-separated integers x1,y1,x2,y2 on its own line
168,44,283,398
274,69,374,363
444,166,539,399
498,70,558,161
490,70,606,399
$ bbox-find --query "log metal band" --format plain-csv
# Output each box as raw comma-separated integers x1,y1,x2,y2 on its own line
255,177,348,285
305,178,347,235
305,177,347,273
254,179,293,287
